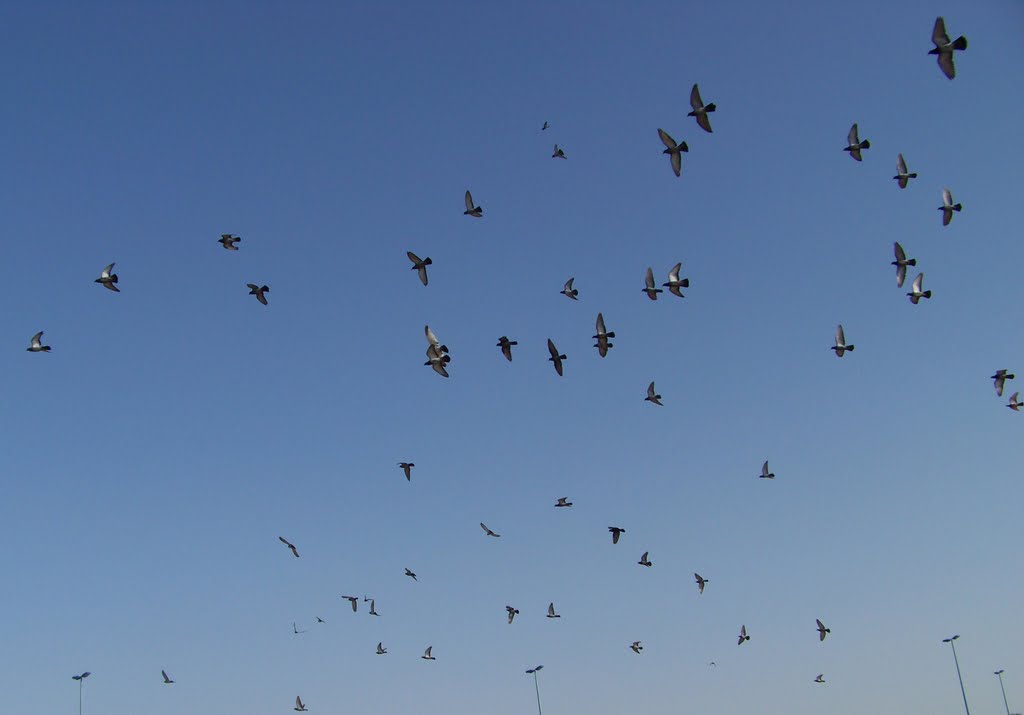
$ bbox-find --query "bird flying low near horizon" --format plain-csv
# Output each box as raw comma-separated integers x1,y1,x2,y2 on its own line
816,619,831,641
480,522,501,538
645,382,663,406
893,154,918,189
892,242,916,288
939,188,963,226
1007,392,1021,411
547,602,561,618
27,331,51,353
593,313,614,357
406,251,432,286
278,536,300,558
294,696,308,711
161,670,174,684
844,123,870,161
95,263,119,292
247,283,269,305
342,596,358,611
907,273,932,304
738,625,750,645
218,234,241,250
991,370,1015,397
464,190,482,217
657,128,688,177
930,17,967,79
547,339,566,376
638,551,652,567
630,641,643,654
552,144,566,159
554,497,573,508
643,267,662,300
376,642,387,655
497,336,517,362
405,568,418,581
422,646,435,660
760,461,775,480
688,84,716,133
815,674,826,683
561,277,579,300
398,462,414,481
662,262,689,297
506,605,520,624
831,324,854,357
608,526,625,544
695,573,708,594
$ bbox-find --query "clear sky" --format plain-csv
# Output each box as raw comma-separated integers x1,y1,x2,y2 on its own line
1,1,1021,714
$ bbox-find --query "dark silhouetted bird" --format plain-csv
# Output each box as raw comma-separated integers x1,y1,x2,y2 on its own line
405,568,418,581
760,461,775,480
991,370,1015,397
645,382,663,406
552,144,566,159
506,606,520,624
218,234,241,250
294,696,308,711
907,273,932,304
161,670,174,684
939,188,962,226
893,154,918,189
643,267,662,300
630,641,643,654
657,128,688,177
688,84,716,133
547,339,566,376
480,522,501,538
398,462,414,481
547,602,561,618
554,497,573,508
422,646,435,660
831,324,854,357
892,242,916,288
663,262,689,298
1007,392,1021,411
816,619,831,642
376,642,387,655
316,617,325,623
593,313,614,357
27,331,50,353
497,336,517,362
561,278,578,300
278,536,300,558
247,284,269,305
95,263,119,292
425,344,450,378
815,674,825,684
738,625,750,645
695,573,708,594
407,252,432,286
608,527,625,544
929,17,967,79
844,123,870,161
368,599,379,616
464,190,482,217
541,121,549,131
638,551,652,567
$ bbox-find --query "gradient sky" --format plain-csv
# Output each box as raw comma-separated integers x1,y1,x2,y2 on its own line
1,1,1022,714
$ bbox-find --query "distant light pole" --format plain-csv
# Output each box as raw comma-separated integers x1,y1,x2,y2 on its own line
525,665,544,715
942,635,970,715
995,670,1011,715
71,672,91,715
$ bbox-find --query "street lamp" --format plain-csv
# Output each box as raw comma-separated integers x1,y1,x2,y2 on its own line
995,670,1011,715
71,672,91,715
525,665,544,715
942,635,970,715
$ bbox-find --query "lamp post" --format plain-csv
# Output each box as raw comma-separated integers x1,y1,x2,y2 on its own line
525,665,544,715
71,672,91,715
995,670,1011,715
942,635,970,715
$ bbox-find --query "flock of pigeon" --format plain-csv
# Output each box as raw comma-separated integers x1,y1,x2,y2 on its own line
33,15,1015,712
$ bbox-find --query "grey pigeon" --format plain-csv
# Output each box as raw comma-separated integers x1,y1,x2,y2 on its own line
398,462,414,481
688,84,716,133
546,602,561,618
464,190,482,217
939,188,962,226
892,242,916,288
480,522,501,538
893,154,918,189
642,267,663,300
561,277,579,300
218,234,241,250
645,382,663,405
278,536,300,558
1007,392,1021,412
608,526,625,544
831,324,854,357
161,670,174,684
738,625,750,645
547,338,566,376
405,568,418,581
497,336,517,362
422,646,435,660
247,284,269,305
991,369,1015,397
638,551,652,567
541,121,549,130
554,497,573,507
593,313,615,357
294,696,308,712
760,461,775,480
407,251,432,286
630,641,643,654
657,128,688,177
368,599,379,616
929,17,967,80
376,642,387,655
27,331,51,353
907,273,932,304
552,144,567,159
695,573,708,594
816,618,831,642
506,605,520,624
815,674,825,684
844,123,870,161
95,263,119,292
663,262,690,297
425,343,451,378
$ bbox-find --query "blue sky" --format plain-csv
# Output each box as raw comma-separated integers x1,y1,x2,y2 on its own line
1,1,1022,713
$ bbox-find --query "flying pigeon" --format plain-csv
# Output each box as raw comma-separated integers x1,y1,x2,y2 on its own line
27,331,51,353
561,278,579,300
342,596,359,612
422,646,435,660
316,617,325,623
464,190,482,217
398,462,414,481
844,123,870,161
541,121,549,130
293,622,306,634
368,599,379,616
643,267,663,300
687,84,716,133
506,606,520,624
663,262,690,297
480,522,501,538
831,324,854,357
907,273,932,304
278,536,300,558
760,461,775,480
991,370,1015,397
497,336,518,362
552,144,567,159
554,497,573,508
657,128,688,177
218,234,241,250
893,154,918,189
816,619,831,642
593,313,615,357
407,252,432,286
1007,392,1021,411
638,552,652,567
892,242,916,288
376,642,387,655
247,284,269,305
695,573,708,594
738,625,750,645
939,188,962,226
294,696,308,712
630,641,643,654
425,344,450,378
547,602,561,618
608,526,625,544
929,17,967,80
547,339,566,376
645,382,663,406
405,568,418,581
815,674,825,684
95,263,119,292
161,670,174,684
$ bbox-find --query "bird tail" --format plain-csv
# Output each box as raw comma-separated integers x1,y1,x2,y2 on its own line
680,279,690,288
43,346,52,351
847,345,855,351
952,36,968,50
111,275,119,283
860,139,871,149
262,285,269,291
952,203,962,211
423,257,433,265
923,290,932,299
908,172,918,178
606,332,616,338
509,341,518,346
705,103,716,112
908,258,917,266
679,141,689,152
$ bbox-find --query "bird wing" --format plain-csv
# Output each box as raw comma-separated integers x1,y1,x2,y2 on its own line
896,263,907,288
417,266,428,285
762,461,770,476
848,123,859,145
657,128,676,150
425,325,439,346
553,355,563,376
407,251,421,265
894,241,906,262
668,262,681,282
30,331,43,346
670,150,681,176
942,187,953,206
932,16,950,46
501,342,512,361
937,51,956,79
547,339,559,359
596,312,606,335
645,267,656,290
897,154,907,175
465,190,474,211
296,697,303,708
480,522,490,534
548,602,555,616
912,273,924,293
836,325,845,346
647,382,656,399
695,112,713,134
689,83,703,111
101,263,115,278
431,361,449,378
563,277,574,292
425,646,432,657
